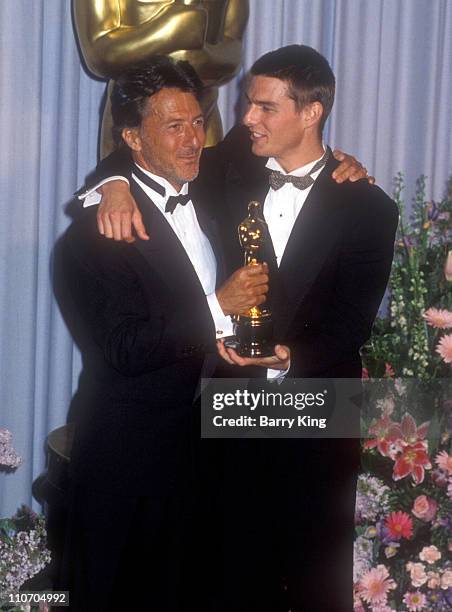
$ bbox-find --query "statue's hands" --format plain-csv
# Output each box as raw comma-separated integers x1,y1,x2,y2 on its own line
332,150,375,184
97,181,149,243
217,341,290,370
216,264,269,316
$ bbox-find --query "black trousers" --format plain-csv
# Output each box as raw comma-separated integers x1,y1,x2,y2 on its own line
58,481,194,612
214,438,360,612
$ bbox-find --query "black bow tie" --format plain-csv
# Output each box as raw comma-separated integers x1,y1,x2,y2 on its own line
165,194,191,214
268,148,330,191
131,165,190,214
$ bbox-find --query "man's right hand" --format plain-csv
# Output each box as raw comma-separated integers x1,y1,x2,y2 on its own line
216,263,269,315
97,180,148,243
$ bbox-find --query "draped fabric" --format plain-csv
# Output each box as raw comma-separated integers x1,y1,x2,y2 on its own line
0,0,451,516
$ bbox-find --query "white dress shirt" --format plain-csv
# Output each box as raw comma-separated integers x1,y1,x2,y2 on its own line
264,146,327,267
264,147,327,379
82,164,233,340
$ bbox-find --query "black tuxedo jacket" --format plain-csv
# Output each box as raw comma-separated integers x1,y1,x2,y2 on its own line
197,125,399,377
57,166,221,496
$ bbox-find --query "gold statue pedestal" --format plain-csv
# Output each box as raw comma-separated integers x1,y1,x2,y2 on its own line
234,310,274,358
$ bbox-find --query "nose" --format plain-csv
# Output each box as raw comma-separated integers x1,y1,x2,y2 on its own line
184,123,204,149
243,104,258,127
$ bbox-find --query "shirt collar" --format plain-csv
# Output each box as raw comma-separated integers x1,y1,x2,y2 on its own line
266,144,327,177
131,163,189,210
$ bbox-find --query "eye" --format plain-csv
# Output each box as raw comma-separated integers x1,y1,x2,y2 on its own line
193,117,205,127
168,123,183,132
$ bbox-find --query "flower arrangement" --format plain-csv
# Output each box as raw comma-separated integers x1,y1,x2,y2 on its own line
354,385,452,610
0,430,51,612
363,174,452,380
356,175,452,610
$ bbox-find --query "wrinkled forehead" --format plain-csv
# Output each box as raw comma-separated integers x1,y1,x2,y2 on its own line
144,88,202,117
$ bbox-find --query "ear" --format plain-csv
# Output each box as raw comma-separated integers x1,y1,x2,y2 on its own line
121,127,141,152
302,102,324,129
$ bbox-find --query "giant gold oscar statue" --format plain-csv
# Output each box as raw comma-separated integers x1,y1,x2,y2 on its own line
73,0,249,157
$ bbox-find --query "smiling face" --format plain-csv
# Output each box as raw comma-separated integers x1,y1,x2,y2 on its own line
123,88,205,191
242,75,322,173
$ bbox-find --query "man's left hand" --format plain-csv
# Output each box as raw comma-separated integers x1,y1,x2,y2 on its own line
332,149,375,184
217,340,290,370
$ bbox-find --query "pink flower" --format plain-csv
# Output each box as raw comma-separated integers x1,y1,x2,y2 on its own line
419,545,441,564
393,442,431,484
431,468,449,487
444,250,452,281
385,511,413,540
363,412,402,458
423,307,452,329
436,333,452,363
435,450,452,474
403,591,427,611
384,363,395,378
362,367,370,379
441,569,452,589
396,413,430,446
412,495,438,522
427,571,441,589
358,565,396,605
406,562,428,587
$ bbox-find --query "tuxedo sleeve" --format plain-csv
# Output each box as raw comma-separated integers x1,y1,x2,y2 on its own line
289,185,398,377
78,146,133,194
59,213,215,377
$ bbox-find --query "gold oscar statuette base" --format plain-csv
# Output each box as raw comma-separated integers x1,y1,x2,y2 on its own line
234,311,274,358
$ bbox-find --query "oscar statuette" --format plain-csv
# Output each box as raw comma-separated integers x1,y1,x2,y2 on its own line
233,201,274,357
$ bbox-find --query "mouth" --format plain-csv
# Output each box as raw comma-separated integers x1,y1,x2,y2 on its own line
179,150,200,161
249,130,267,143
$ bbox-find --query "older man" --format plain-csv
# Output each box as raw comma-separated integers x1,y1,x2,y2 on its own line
57,56,273,611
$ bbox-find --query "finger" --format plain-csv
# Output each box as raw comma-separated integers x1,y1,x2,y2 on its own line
349,166,367,183
243,263,268,276
97,210,105,236
225,347,248,366
332,148,345,162
334,160,357,183
216,340,235,365
274,344,290,361
257,284,269,295
368,175,375,185
102,215,114,239
132,210,149,241
111,214,123,241
121,214,135,244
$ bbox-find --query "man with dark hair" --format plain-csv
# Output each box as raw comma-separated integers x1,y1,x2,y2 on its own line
78,46,396,611
57,56,275,612
211,44,398,612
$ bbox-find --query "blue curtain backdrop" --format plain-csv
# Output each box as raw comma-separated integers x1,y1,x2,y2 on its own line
0,0,451,516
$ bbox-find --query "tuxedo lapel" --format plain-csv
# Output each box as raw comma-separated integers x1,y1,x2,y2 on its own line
190,195,227,286
277,156,342,334
130,182,207,305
